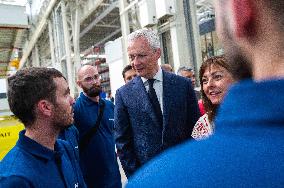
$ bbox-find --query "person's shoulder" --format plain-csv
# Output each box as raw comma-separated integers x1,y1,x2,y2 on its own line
73,93,84,109
66,124,79,134
126,140,195,187
56,138,70,147
59,125,79,141
117,77,139,93
0,147,34,177
1,146,23,167
0,175,33,187
164,71,191,84
127,138,217,187
102,98,114,108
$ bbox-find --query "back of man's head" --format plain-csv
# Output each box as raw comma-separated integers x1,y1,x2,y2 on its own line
161,64,173,72
215,0,284,80
8,67,64,127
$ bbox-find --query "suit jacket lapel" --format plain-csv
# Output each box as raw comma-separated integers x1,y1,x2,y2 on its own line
132,76,152,113
132,76,161,124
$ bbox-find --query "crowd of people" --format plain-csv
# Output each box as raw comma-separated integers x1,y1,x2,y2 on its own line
1,0,283,187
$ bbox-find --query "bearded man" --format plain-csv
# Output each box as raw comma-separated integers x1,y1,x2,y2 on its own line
74,65,121,188
0,67,86,187
127,0,284,187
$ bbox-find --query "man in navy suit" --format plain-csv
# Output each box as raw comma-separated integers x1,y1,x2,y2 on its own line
127,0,284,187
114,29,200,177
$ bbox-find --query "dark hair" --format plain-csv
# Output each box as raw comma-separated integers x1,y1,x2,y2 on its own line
8,67,65,127
122,65,133,78
199,55,251,122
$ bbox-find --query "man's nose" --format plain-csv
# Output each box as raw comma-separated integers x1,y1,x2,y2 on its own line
207,78,215,87
133,56,142,64
131,61,139,69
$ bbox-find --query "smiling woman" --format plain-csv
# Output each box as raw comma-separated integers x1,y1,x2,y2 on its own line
191,56,236,140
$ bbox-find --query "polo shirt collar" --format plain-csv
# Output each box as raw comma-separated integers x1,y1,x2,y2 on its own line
17,130,62,161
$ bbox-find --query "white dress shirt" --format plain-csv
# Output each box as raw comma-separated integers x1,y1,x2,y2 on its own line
141,68,163,113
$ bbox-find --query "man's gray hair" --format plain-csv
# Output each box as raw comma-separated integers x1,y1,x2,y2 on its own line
128,28,160,50
177,66,193,75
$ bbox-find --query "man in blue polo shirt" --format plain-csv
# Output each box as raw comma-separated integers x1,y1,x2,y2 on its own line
74,65,121,188
0,67,86,187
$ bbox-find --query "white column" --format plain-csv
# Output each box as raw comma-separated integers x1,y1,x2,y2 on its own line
73,0,81,72
48,19,56,68
189,0,202,72
119,0,130,67
61,1,75,96
169,24,181,72
73,0,81,97
32,45,40,67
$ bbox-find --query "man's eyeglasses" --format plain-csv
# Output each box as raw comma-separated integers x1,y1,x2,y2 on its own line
128,54,148,61
82,74,101,83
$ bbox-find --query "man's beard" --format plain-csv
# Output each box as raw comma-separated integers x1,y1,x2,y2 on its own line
52,104,73,131
82,85,102,97
221,16,253,81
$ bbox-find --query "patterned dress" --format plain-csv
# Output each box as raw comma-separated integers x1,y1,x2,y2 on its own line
191,113,214,140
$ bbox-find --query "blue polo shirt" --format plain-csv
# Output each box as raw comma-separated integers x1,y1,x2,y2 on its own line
0,130,86,188
74,92,121,188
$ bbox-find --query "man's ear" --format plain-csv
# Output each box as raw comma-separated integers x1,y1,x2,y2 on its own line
232,0,256,38
37,100,53,117
76,80,82,87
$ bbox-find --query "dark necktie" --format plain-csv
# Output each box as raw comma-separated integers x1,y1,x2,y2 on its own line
148,79,163,126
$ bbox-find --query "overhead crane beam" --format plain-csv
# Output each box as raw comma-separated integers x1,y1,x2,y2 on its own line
19,0,58,69
79,1,118,38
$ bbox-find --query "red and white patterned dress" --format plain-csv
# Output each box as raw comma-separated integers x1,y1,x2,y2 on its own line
191,114,214,140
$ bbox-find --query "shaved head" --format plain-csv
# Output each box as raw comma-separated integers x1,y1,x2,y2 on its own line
77,65,98,81
77,65,101,98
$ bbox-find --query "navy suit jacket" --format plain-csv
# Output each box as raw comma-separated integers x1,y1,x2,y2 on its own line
114,71,200,177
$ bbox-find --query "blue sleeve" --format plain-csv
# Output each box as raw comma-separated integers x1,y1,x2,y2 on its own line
0,176,34,188
59,140,87,188
58,125,79,158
